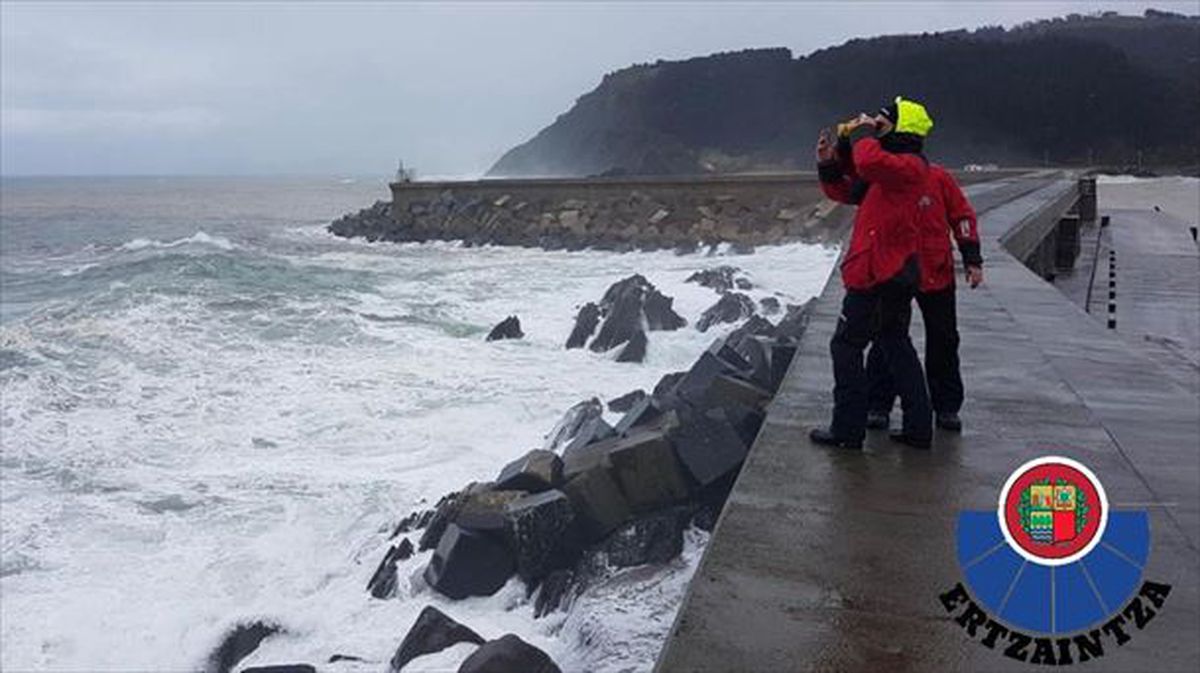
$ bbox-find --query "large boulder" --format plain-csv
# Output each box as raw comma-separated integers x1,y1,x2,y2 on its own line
458,634,562,673
424,524,516,599
506,490,578,583
367,538,414,599
668,409,750,488
543,398,604,454
486,316,523,341
697,293,756,332
565,302,600,349
607,425,691,513
561,462,631,541
454,489,526,538
613,396,665,436
495,450,562,494
759,296,782,315
652,371,687,399
673,350,753,410
560,415,615,457
207,621,282,673
389,606,485,672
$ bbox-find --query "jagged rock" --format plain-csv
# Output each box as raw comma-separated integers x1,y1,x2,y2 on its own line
207,621,282,673
328,654,365,663
565,303,600,349
418,490,466,551
607,389,646,413
685,266,740,293
590,276,648,352
607,425,691,513
506,490,578,583
643,289,686,331
390,510,421,537
458,634,562,673
389,606,485,672
775,299,816,341
697,293,756,332
594,508,690,568
367,538,414,599
734,277,754,290
731,335,775,391
486,316,524,341
424,523,516,599
533,569,576,618
615,329,647,363
495,450,562,493
759,297,781,315
242,666,315,673
543,398,604,453
668,409,750,488
562,462,631,541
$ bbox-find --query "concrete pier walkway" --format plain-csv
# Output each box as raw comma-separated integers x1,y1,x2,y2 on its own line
656,174,1200,672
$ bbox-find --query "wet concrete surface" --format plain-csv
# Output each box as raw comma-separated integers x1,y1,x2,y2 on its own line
656,175,1200,672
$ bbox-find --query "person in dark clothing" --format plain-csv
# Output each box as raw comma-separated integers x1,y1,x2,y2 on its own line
809,97,935,450
866,160,983,432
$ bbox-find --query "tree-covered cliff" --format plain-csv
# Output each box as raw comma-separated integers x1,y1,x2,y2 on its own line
488,10,1199,176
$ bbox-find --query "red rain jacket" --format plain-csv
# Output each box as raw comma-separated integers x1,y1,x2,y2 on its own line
918,165,980,292
818,136,927,291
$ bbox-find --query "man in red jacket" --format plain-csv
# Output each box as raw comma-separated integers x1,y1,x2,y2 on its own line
866,158,984,433
809,97,934,450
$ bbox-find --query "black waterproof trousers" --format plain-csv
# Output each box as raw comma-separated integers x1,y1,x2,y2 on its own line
830,272,932,444
867,285,964,416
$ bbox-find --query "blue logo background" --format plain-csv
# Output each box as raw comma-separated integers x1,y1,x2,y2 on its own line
956,511,1149,633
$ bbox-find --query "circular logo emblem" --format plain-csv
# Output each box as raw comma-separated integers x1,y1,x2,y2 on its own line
997,456,1108,566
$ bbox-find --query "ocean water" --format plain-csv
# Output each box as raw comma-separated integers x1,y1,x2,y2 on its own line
0,176,837,672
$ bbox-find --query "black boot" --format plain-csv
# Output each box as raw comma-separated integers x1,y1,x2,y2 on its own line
810,428,863,450
866,412,890,430
936,412,962,432
889,430,932,450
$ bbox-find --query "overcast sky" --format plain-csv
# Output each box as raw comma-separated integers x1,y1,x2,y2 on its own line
1,1,1193,176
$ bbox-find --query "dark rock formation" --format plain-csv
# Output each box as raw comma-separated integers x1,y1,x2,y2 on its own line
565,303,600,349
587,275,685,355
734,277,754,290
613,396,666,436
367,537,414,599
733,315,776,339
543,398,604,453
328,654,365,663
507,490,578,583
495,450,562,493
424,523,516,599
615,329,647,363
607,425,691,513
669,409,750,488
207,621,282,673
458,634,562,673
389,606,485,672
593,508,689,568
607,389,646,413
486,316,524,341
685,266,740,293
454,489,525,537
559,415,615,457
759,297,781,315
697,293,756,332
328,200,391,241
561,461,631,542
